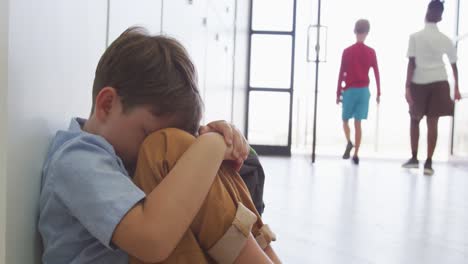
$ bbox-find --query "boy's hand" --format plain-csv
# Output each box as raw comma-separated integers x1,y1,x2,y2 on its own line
454,86,461,101
336,96,341,104
199,120,249,169
405,89,413,106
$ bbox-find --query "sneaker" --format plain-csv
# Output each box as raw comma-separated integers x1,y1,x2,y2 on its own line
402,158,419,169
342,141,354,159
352,156,359,165
424,160,434,176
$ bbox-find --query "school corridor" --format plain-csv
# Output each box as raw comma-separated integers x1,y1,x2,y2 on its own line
0,0,467,263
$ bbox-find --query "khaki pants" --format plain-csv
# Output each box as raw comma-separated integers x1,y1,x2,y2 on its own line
129,128,275,264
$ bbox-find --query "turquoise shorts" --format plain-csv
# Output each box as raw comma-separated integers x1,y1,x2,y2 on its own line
342,87,370,121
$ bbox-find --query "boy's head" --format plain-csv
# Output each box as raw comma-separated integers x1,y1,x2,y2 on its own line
354,19,370,35
426,0,444,23
92,27,203,134
88,27,203,170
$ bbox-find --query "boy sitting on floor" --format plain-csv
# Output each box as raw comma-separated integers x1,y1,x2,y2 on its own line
38,27,279,264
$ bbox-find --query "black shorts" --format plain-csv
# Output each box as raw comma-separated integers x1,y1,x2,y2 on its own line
409,81,454,119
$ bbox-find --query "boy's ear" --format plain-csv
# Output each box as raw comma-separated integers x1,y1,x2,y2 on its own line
95,87,119,121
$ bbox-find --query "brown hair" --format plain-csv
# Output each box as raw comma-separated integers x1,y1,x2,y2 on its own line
354,19,370,34
92,27,203,134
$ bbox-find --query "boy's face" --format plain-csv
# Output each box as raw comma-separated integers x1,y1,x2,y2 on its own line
96,89,172,173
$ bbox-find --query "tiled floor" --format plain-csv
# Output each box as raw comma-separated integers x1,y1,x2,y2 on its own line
259,155,468,264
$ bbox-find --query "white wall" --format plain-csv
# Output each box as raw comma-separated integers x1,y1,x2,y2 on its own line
108,0,162,45
162,0,208,116
0,0,9,261
108,0,242,125
204,1,236,123
6,1,107,262
161,0,237,124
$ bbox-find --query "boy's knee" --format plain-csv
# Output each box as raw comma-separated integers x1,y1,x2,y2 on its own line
140,128,196,162
410,116,422,123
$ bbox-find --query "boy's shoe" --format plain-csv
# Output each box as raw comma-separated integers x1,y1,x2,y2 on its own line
342,141,354,159
352,156,359,165
424,160,434,176
402,158,419,169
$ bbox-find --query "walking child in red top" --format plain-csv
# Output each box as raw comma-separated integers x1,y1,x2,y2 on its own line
336,19,381,165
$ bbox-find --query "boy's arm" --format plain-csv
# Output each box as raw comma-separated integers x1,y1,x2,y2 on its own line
264,245,282,264
336,52,345,104
446,38,460,100
405,35,416,106
451,63,461,100
405,57,416,106
112,132,229,262
372,51,381,103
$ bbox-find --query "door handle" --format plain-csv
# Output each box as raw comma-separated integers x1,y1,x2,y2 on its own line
307,25,328,63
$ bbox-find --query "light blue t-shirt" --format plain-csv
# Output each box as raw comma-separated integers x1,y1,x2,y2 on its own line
38,118,146,264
